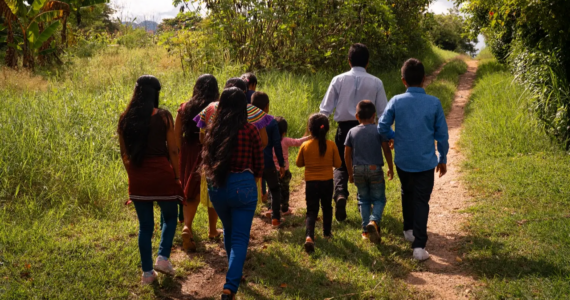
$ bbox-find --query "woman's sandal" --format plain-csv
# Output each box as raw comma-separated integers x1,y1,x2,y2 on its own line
208,229,223,240
182,230,197,252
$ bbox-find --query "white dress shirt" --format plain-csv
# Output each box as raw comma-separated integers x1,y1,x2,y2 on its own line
319,67,388,122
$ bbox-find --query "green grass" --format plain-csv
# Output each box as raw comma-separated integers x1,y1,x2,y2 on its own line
425,58,468,114
459,59,570,299
0,44,457,299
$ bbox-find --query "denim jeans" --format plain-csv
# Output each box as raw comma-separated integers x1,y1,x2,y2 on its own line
133,200,179,272
353,165,387,232
208,172,258,294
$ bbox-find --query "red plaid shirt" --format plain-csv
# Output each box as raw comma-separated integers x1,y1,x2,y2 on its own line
230,123,264,178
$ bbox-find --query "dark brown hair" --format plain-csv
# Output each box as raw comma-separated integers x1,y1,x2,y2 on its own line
182,74,219,143
251,91,269,111
401,58,425,86
348,43,369,68
356,100,376,120
308,113,330,157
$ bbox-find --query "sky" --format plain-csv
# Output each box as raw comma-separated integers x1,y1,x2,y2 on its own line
111,0,484,50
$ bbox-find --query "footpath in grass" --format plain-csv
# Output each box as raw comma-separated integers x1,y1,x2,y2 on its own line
0,45,457,299
459,58,570,299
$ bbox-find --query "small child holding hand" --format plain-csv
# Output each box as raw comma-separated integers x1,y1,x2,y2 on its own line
345,100,394,244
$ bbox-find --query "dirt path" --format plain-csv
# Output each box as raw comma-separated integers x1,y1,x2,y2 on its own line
405,60,479,299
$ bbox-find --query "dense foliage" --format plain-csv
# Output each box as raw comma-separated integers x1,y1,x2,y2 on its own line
460,0,570,147
172,0,433,71
424,10,476,55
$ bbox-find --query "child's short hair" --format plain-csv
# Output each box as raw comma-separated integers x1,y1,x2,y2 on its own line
401,58,425,86
241,73,257,87
275,116,287,136
224,77,247,92
356,100,376,120
348,43,369,68
251,91,269,110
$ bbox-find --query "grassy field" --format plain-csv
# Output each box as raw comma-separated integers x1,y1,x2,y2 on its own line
426,58,468,114
459,59,570,299
0,44,457,299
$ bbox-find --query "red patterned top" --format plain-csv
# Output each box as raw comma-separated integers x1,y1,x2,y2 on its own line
231,123,264,178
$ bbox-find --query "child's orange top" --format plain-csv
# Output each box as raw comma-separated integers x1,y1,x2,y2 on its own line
296,139,341,181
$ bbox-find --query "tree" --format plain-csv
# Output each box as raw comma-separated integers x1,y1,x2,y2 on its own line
425,10,477,55
1,0,70,69
459,0,570,147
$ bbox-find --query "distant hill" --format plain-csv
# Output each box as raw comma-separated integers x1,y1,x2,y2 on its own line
122,20,159,32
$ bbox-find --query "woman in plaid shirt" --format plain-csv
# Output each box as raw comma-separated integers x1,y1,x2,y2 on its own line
202,87,264,300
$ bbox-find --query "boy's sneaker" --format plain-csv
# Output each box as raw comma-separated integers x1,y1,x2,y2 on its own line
282,208,293,216
154,256,175,276
366,221,381,244
141,270,158,285
413,248,430,261
404,230,415,242
271,219,281,228
221,289,235,300
304,237,315,254
335,198,347,221
361,232,369,240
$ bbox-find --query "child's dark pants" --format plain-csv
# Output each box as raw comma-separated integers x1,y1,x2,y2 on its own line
305,180,334,240
264,167,282,220
279,170,292,212
396,167,435,249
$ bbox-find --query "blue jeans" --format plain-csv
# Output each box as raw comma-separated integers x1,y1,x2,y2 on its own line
133,200,179,272
208,172,257,293
353,165,387,232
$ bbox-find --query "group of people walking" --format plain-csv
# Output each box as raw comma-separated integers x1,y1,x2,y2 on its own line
117,43,449,299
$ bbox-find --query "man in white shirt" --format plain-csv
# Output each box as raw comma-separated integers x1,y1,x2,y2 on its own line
319,43,388,221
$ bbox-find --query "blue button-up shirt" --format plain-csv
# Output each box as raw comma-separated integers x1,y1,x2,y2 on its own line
378,87,449,172
319,67,388,122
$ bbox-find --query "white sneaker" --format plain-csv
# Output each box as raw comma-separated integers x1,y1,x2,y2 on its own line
403,230,415,242
141,270,158,285
154,256,175,276
413,248,430,261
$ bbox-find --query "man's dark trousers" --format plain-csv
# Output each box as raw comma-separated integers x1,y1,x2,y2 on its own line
333,120,360,202
396,167,435,249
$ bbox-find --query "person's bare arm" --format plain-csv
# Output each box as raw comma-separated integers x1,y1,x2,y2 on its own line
165,115,181,180
174,111,183,150
345,146,354,183
381,141,394,180
118,133,129,170
259,127,268,148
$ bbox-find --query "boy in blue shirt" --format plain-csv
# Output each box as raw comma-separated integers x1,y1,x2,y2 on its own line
378,58,449,261
345,100,394,244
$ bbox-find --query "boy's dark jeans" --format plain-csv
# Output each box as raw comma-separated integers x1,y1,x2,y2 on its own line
334,120,360,202
264,167,282,220
305,180,334,240
279,170,292,212
396,167,435,249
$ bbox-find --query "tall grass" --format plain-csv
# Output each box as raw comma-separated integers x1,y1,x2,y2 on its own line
460,59,570,299
0,44,457,299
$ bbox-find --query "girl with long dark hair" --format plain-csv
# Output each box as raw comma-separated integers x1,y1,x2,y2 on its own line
295,113,341,254
202,87,264,300
118,75,184,284
174,74,221,252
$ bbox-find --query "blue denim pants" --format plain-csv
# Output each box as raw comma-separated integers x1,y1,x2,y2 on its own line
353,165,387,232
132,200,179,272
208,172,258,294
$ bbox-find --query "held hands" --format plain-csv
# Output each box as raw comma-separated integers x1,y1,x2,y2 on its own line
279,168,285,178
386,168,394,180
436,163,447,178
348,174,354,183
389,139,394,150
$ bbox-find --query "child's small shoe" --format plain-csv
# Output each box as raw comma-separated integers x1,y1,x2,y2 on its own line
141,270,158,285
335,198,347,221
271,218,281,228
404,230,415,242
282,208,293,216
361,232,369,240
413,248,430,261
366,221,381,244
154,256,175,276
304,236,315,254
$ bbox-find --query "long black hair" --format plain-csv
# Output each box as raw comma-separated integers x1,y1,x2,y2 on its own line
183,74,219,143
202,87,248,187
308,113,330,157
118,75,161,166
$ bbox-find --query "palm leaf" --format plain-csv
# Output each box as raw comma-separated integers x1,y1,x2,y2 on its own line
0,0,18,21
